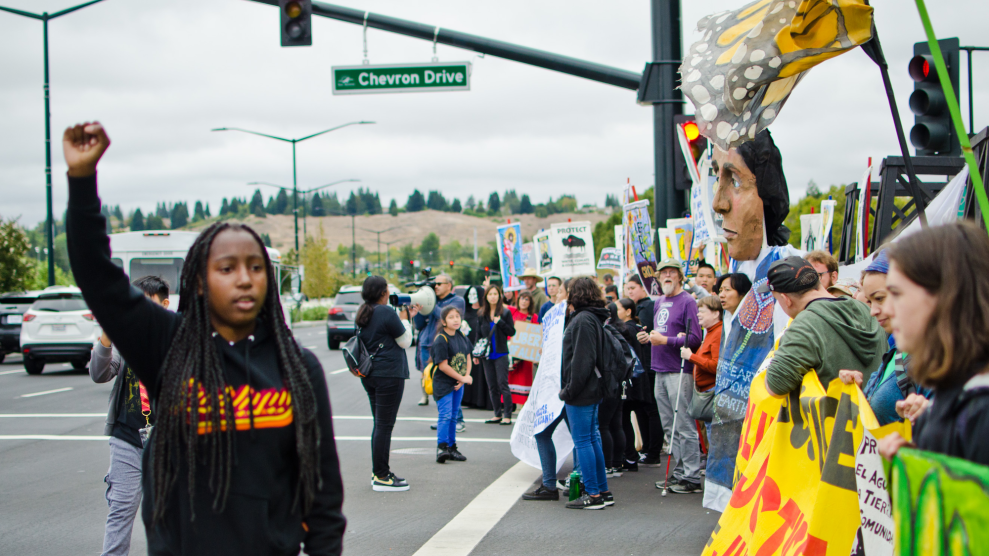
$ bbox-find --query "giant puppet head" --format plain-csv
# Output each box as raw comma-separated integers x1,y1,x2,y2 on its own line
712,129,790,261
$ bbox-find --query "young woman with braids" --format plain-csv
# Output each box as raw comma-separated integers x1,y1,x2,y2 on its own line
62,122,345,555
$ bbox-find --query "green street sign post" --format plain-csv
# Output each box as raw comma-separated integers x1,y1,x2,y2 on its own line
332,62,471,95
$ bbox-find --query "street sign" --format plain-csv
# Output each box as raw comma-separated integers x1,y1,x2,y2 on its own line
332,62,471,95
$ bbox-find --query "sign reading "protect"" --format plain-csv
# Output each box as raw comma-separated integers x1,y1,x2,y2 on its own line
332,62,471,95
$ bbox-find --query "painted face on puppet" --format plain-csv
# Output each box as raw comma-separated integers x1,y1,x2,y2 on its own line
712,146,764,261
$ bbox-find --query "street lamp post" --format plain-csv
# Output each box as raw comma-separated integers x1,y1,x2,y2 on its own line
1,0,107,286
248,179,360,240
359,225,405,272
381,238,406,277
213,121,375,252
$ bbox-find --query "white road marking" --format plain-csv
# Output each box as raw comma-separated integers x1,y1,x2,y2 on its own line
0,369,25,375
329,368,351,374
0,434,508,442
305,345,318,349
20,387,73,398
412,461,538,556
0,413,103,418
334,416,491,423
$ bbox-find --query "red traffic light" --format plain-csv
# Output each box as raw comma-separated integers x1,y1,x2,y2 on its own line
409,260,415,266
449,260,455,266
683,121,700,142
908,55,935,82
484,266,490,272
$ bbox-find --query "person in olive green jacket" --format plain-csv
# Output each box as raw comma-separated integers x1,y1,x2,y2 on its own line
759,257,887,396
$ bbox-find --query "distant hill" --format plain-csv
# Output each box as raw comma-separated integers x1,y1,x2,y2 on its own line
189,210,613,253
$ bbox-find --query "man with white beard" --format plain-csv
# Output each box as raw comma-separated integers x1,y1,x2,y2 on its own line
648,260,704,493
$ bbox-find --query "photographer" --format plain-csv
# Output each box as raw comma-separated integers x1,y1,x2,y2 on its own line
356,276,417,492
413,274,466,411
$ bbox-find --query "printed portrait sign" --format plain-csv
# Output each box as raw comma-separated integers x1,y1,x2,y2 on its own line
534,231,553,276
496,223,525,291
624,201,660,295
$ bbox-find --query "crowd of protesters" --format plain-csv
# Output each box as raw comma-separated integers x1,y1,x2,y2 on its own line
63,121,989,554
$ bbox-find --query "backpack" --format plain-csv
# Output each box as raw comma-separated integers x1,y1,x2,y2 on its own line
342,327,383,378
596,323,636,399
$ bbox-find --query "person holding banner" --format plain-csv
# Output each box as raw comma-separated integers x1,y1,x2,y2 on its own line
878,223,989,466
648,260,703,494
478,285,517,425
508,291,539,406
759,257,887,398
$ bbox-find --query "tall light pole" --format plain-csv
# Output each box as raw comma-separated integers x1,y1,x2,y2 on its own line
213,121,375,252
248,179,360,239
1,0,107,286
381,238,406,276
359,225,405,272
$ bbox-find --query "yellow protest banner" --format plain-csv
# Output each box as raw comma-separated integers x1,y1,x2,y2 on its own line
703,369,908,556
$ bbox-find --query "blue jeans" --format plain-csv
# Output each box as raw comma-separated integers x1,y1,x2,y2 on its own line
566,403,608,496
437,387,465,446
534,412,579,489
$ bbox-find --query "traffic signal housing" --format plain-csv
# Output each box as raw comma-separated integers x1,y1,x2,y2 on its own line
909,38,960,156
279,0,312,47
673,115,708,191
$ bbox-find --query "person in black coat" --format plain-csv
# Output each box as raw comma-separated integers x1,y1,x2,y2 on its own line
624,275,663,467
476,285,517,424
460,286,491,410
559,277,613,510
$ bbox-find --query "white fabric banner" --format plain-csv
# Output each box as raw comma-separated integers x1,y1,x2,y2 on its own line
510,302,573,471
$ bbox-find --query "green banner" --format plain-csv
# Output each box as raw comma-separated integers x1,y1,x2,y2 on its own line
890,448,989,555
332,62,471,95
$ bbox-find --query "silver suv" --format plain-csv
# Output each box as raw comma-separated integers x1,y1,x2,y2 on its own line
19,287,101,375
0,290,42,363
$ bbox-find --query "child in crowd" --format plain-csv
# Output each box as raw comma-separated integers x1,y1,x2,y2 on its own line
431,306,474,463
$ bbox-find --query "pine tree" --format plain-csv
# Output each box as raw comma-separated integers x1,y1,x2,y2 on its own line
113,205,124,221
487,192,501,215
204,203,211,218
311,193,325,217
275,189,290,215
451,198,462,213
465,195,476,210
146,214,165,230
170,202,189,229
131,209,145,231
193,201,205,222
520,194,533,214
406,190,426,212
346,191,363,215
388,199,399,216
261,233,272,247
324,192,342,215
229,197,242,214
249,189,266,217
426,190,448,211
220,198,230,216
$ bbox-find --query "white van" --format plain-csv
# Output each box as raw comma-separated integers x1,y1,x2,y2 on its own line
108,230,291,323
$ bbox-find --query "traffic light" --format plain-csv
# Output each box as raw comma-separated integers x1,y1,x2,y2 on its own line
673,115,708,190
909,38,960,156
279,0,312,47
448,260,455,268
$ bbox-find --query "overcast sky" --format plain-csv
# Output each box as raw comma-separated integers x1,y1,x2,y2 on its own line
0,0,985,228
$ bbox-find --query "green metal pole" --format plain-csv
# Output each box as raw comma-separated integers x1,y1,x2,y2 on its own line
292,140,299,253
914,0,989,232
43,14,55,286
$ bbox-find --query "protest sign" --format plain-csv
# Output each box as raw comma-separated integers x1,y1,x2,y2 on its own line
704,369,907,556
597,247,621,270
508,321,542,363
820,199,837,253
849,424,903,556
510,302,573,471
624,200,660,295
534,231,553,276
668,218,697,276
889,447,989,556
496,223,525,291
801,213,824,251
549,221,595,278
522,242,537,271
855,162,872,263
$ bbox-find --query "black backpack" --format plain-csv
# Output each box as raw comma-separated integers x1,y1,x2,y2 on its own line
342,327,383,378
596,323,636,399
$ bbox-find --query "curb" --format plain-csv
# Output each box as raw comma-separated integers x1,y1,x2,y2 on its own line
292,320,326,329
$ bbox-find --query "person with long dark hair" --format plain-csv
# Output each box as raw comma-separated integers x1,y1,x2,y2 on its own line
613,297,649,472
878,223,989,466
560,277,613,509
477,285,516,425
355,275,417,491
598,301,634,478
63,122,344,555
508,291,539,407
460,286,490,410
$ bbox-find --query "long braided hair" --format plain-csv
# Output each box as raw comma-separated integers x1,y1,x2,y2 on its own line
150,222,321,523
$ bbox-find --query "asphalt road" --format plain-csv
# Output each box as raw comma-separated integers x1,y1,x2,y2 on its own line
0,325,719,555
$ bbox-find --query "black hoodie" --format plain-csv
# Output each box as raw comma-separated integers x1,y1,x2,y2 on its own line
66,175,345,556
560,306,609,406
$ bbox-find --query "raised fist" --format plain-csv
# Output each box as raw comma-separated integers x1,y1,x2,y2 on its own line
63,122,110,178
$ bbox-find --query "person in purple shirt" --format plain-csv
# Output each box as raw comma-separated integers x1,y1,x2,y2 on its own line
648,259,703,493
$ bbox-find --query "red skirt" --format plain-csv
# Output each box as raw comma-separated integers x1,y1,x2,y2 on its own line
508,360,533,405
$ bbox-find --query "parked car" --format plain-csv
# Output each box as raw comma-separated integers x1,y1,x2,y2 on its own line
19,286,101,375
326,284,405,350
0,290,43,363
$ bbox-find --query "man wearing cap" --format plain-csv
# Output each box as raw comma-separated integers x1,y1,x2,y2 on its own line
758,257,886,396
648,259,703,493
519,268,550,311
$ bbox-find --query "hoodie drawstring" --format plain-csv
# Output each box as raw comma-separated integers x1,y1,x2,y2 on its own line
245,335,256,440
